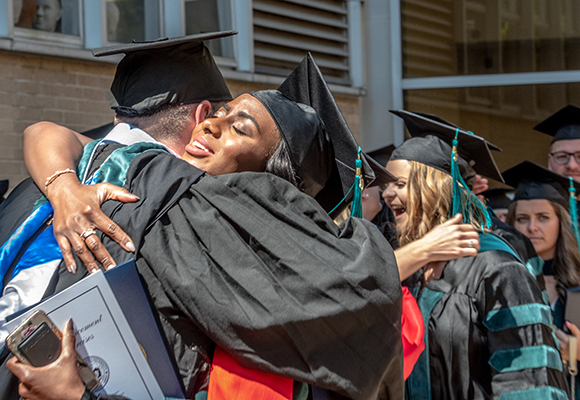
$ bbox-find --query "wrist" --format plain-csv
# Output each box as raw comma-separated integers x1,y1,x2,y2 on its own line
45,172,81,200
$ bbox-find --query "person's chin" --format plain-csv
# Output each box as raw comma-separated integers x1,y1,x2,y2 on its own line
395,214,408,233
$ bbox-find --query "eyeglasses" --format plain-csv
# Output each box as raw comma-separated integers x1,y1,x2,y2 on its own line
549,151,580,165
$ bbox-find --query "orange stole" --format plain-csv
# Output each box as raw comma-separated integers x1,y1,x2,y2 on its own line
207,346,294,400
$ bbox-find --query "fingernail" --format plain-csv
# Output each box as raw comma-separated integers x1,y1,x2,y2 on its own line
69,264,76,274
126,242,135,252
66,319,73,331
131,194,140,200
567,321,572,327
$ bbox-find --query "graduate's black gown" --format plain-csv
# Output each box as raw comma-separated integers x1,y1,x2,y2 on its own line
0,150,404,400
406,233,569,400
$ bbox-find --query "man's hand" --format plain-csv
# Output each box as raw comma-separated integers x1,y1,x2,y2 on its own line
472,174,489,200
7,319,86,400
48,174,138,274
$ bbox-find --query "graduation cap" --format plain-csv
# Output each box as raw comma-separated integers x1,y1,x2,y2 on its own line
480,187,513,210
390,110,502,229
534,105,580,142
93,31,236,116
503,160,580,248
502,161,574,208
249,89,333,199
367,145,395,167
276,53,395,217
389,110,503,182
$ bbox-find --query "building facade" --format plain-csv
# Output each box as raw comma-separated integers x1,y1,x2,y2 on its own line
0,0,365,192
2,0,580,192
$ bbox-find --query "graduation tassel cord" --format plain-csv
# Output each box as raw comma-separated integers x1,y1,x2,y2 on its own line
351,147,364,218
569,177,580,252
449,128,492,231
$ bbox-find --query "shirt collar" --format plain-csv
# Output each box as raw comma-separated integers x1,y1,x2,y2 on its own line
99,123,181,158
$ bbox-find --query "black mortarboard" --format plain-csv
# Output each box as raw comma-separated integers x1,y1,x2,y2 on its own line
277,53,394,216
534,105,580,142
82,123,114,140
249,90,332,198
481,187,513,210
502,161,575,208
93,31,236,116
367,145,395,167
389,110,504,183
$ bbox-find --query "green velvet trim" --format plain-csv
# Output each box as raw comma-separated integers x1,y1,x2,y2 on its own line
479,234,523,264
94,142,168,187
489,345,563,373
483,303,552,332
194,392,207,400
497,386,569,400
525,256,544,277
406,287,445,400
542,290,551,307
77,140,101,181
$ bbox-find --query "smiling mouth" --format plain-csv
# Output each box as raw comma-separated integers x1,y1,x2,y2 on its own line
192,141,211,153
390,204,406,218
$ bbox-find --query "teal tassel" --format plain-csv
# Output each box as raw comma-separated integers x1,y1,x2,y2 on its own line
568,177,580,251
351,147,363,218
449,128,491,231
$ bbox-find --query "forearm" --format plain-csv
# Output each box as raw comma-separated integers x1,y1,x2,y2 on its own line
395,240,431,281
23,121,90,195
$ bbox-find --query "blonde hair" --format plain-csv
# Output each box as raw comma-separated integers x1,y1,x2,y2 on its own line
399,161,487,246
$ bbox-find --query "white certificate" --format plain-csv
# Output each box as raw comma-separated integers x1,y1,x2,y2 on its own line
3,270,164,400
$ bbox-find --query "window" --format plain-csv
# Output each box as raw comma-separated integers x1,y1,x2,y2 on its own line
252,0,351,85
14,0,80,37
402,0,580,78
106,0,160,43
184,0,234,59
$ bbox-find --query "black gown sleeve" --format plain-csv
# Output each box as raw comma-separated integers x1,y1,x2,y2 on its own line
480,257,569,398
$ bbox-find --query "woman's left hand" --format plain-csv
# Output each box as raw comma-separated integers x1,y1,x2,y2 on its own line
555,321,580,362
7,319,86,400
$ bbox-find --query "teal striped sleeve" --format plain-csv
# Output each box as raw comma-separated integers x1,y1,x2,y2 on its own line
483,303,552,332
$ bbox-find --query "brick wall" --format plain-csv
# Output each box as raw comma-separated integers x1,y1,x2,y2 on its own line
0,50,362,195
0,50,115,193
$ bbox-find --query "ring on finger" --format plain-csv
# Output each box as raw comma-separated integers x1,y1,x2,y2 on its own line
469,239,475,248
80,228,97,241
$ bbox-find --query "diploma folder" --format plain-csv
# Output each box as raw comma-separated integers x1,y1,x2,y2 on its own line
3,259,185,399
565,286,580,328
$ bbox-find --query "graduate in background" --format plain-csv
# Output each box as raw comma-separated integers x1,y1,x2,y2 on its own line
504,162,580,398
536,105,580,184
384,110,568,399
481,187,513,223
